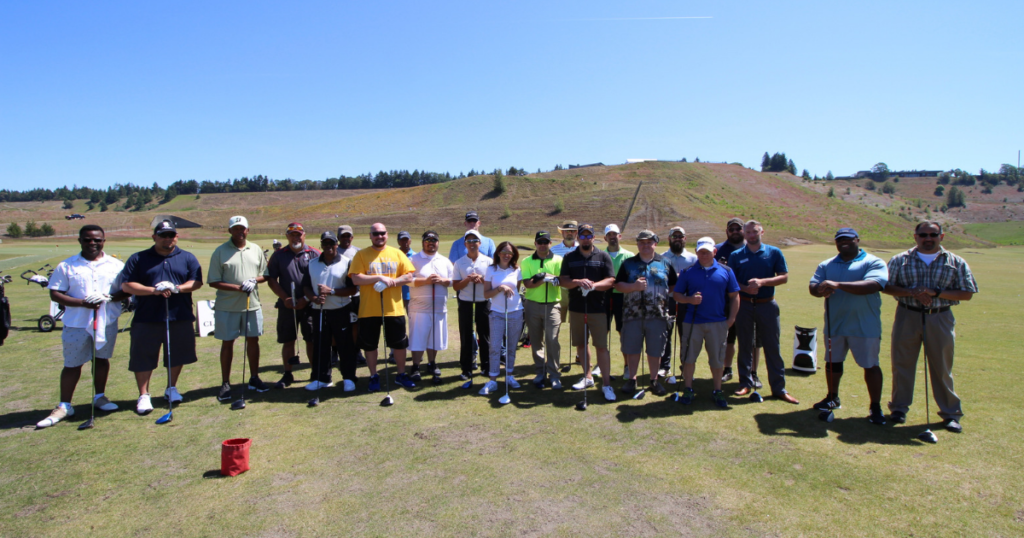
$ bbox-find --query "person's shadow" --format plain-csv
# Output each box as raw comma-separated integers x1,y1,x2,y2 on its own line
754,408,925,446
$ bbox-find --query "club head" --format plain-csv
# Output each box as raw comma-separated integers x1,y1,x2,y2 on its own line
432,376,443,385
155,412,173,425
818,410,834,423
559,365,571,373
671,392,680,402
633,389,646,400
749,392,763,403
575,401,587,411
230,399,246,411
288,355,301,365
918,429,938,444
498,395,511,405
460,380,473,390
307,397,319,407
380,395,394,407
77,418,95,430
667,376,677,385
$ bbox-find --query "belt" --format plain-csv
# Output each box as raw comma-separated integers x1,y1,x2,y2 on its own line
526,300,558,305
899,303,950,314
741,297,775,305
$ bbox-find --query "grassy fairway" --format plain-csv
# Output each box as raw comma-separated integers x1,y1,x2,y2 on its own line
0,237,1021,537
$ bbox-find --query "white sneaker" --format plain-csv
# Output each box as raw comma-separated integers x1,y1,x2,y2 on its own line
479,380,498,395
507,376,521,389
343,379,356,392
603,385,617,401
163,387,183,404
622,366,630,380
657,368,668,378
93,394,119,411
305,380,334,391
36,404,73,428
572,377,595,390
551,379,563,390
591,366,601,377
136,394,153,415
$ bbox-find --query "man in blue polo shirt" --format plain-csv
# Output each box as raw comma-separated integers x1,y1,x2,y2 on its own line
728,220,799,404
809,227,889,425
674,237,739,407
448,211,496,261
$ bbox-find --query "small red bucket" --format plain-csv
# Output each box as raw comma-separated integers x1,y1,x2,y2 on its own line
221,438,251,477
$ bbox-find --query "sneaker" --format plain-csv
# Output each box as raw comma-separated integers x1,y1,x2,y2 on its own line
460,371,471,381
248,376,270,393
621,365,630,380
721,367,733,382
712,390,728,409
602,385,617,401
429,363,441,377
395,373,416,389
532,375,546,389
93,394,119,411
813,395,841,411
650,380,667,397
868,409,887,425
572,377,595,390
367,374,381,392
409,369,422,382
507,376,521,389
163,387,183,404
305,380,334,391
551,379,563,390
752,374,763,389
387,351,395,364
343,379,356,392
888,410,906,424
479,380,498,395
680,387,695,405
136,394,153,415
36,404,73,428
277,371,295,388
620,379,637,394
943,418,963,433
591,365,601,377
217,382,232,401
657,368,668,378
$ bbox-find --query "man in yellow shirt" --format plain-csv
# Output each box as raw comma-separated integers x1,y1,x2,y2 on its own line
349,223,417,391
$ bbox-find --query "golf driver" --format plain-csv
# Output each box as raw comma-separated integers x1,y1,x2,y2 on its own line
672,303,694,402
308,300,325,407
634,271,649,400
78,312,98,431
748,316,764,403
230,294,250,411
461,280,477,390
289,282,301,365
917,310,938,444
575,300,589,411
498,295,511,405
156,298,174,425
380,291,394,406
818,296,835,423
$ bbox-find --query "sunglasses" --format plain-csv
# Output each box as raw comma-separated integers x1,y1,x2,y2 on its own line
371,231,387,237
671,234,685,239
157,233,177,239
536,240,550,245
578,233,594,239
424,238,439,243
499,251,514,256
466,239,481,244
727,227,742,232
80,238,105,244
917,232,940,238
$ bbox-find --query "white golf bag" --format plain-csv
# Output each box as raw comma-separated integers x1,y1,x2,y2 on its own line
792,326,818,373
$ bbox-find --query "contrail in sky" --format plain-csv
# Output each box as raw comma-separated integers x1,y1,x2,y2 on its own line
565,16,712,21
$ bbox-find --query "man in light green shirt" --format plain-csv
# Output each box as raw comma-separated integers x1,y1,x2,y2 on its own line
520,231,564,389
208,216,271,400
604,224,633,378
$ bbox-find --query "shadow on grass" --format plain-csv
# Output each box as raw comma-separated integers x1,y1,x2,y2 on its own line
754,409,923,446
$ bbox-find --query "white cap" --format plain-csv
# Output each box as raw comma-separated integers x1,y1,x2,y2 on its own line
228,216,249,229
695,236,716,252
604,224,621,235
464,230,482,239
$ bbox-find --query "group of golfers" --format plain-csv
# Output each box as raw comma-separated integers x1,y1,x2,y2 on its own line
36,212,977,436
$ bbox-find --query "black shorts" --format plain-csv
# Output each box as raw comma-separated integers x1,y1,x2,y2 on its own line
606,291,624,332
350,296,360,324
276,306,313,343
129,321,198,372
358,316,408,351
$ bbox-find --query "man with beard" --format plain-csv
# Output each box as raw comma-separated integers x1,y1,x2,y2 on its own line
715,218,761,384
603,224,634,379
882,221,977,432
660,226,697,379
267,222,319,387
408,231,453,383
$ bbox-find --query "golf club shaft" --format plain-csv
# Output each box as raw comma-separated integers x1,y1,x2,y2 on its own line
165,297,173,415
90,311,97,424
921,310,929,424
381,291,390,397
241,294,250,402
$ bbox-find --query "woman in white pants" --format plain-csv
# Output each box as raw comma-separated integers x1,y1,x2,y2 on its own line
480,241,524,395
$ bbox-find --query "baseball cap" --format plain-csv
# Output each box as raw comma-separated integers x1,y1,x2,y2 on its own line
320,231,338,244
228,216,248,229
286,222,304,233
835,227,859,240
557,220,578,231
337,225,353,236
397,231,411,240
272,239,281,246
464,230,482,241
636,229,659,242
535,231,552,242
153,220,176,234
604,224,620,235
727,217,744,229
422,230,440,240
669,226,686,236
465,211,479,222
578,224,595,236
696,237,716,252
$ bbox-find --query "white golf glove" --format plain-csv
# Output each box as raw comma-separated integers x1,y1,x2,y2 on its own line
373,281,388,293
155,281,179,293
240,279,258,293
84,292,112,304
544,275,560,285
581,288,591,297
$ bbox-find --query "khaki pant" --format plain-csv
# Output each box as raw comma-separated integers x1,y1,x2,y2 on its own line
888,306,963,420
524,300,562,380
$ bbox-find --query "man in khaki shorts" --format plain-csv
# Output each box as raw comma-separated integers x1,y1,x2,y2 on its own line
520,231,564,389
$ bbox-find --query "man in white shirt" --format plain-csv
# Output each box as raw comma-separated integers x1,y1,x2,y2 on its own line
452,230,493,381
408,231,454,383
303,231,359,391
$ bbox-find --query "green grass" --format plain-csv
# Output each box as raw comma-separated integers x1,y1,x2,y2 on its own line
963,221,1024,245
0,240,1021,537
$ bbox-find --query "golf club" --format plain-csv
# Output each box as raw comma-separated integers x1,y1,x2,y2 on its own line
498,294,511,405
431,279,441,385
230,294,250,411
917,310,938,444
156,298,174,424
308,297,325,407
749,315,764,403
673,303,694,402
289,282,300,365
461,280,477,390
634,269,649,400
78,312,98,430
818,296,835,423
575,299,589,411
380,291,394,406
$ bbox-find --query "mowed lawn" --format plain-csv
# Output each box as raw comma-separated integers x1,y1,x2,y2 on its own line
0,236,1021,538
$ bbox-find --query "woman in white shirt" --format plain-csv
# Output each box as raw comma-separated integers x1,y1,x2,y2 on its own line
480,241,524,395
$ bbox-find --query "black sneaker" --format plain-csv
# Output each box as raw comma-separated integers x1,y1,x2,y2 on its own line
217,382,232,401
752,374,763,389
888,410,906,424
459,371,471,381
620,379,637,394
248,376,270,393
868,409,887,425
813,395,841,411
429,363,441,377
943,418,963,433
721,367,733,383
409,368,422,382
276,371,294,388
650,380,667,397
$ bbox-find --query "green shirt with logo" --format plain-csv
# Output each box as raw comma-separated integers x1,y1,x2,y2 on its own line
520,252,563,303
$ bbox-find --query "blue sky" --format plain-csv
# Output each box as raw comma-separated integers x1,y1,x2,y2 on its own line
2,1,1021,190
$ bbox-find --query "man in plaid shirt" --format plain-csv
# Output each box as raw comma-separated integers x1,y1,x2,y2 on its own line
883,221,978,433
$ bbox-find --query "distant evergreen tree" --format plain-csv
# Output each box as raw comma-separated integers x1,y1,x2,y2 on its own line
825,171,835,181
787,159,796,174
761,152,770,172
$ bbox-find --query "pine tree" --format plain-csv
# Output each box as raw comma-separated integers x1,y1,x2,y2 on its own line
761,152,770,172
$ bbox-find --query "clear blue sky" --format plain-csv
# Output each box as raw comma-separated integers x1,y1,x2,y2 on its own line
2,1,1021,191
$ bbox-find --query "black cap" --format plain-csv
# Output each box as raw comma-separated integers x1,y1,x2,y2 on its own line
835,227,859,240
422,230,439,240
465,211,479,222
320,231,338,244
154,220,176,234
578,224,595,235
535,231,551,242
397,231,411,240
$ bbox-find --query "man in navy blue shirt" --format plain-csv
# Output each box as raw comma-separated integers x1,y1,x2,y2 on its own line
727,220,799,404
714,217,761,383
121,220,204,410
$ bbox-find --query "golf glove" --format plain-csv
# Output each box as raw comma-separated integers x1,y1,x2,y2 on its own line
155,281,179,293
84,292,112,304
530,273,545,284
581,288,591,297
373,281,388,293
241,279,258,293
544,275,560,285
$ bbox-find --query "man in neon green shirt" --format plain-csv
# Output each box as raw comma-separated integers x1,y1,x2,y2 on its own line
603,224,633,379
520,231,564,389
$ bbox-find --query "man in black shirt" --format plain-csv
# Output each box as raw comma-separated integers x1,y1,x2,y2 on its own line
714,217,760,384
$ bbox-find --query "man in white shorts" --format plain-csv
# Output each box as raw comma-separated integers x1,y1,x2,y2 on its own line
408,230,453,383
